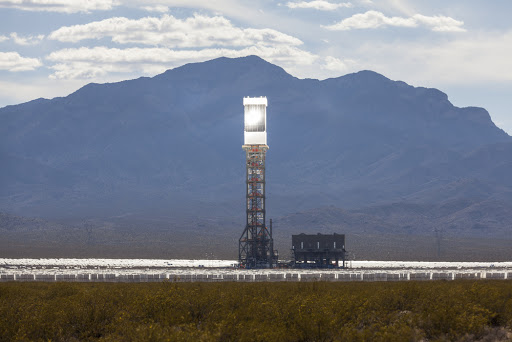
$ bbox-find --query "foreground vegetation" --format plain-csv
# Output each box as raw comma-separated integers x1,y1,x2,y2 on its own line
1,280,512,341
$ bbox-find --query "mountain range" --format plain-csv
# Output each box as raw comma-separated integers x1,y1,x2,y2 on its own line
1,55,511,259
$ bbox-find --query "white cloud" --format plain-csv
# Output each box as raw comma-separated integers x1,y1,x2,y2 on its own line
45,11,350,80
0,35,8,42
0,52,42,71
286,1,352,11
141,5,169,13
0,0,118,13
45,45,319,79
48,14,303,48
10,32,45,45
323,56,350,72
323,10,465,32
413,14,466,32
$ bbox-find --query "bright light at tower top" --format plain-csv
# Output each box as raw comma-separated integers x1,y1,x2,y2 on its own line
243,96,267,146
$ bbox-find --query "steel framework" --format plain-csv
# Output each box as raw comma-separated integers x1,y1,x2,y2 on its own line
239,144,276,268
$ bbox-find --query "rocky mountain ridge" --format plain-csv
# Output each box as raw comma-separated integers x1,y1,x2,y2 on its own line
1,56,511,258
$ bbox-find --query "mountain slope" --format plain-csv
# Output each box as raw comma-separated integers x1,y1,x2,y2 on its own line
0,56,510,222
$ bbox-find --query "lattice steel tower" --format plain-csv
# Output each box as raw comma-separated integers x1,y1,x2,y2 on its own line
239,97,277,268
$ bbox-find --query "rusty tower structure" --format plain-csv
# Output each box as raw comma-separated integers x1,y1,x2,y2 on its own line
239,96,277,268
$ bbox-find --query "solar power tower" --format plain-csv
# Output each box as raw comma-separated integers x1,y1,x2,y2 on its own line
239,96,277,268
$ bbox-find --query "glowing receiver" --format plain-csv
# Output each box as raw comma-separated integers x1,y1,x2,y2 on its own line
243,96,267,145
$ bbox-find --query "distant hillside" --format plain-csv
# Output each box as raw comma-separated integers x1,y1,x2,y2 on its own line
3,206,512,261
1,55,511,252
277,199,512,238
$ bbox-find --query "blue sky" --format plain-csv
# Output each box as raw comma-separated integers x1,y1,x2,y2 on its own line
1,0,511,133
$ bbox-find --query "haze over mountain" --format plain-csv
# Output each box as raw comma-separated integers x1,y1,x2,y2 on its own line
1,56,512,259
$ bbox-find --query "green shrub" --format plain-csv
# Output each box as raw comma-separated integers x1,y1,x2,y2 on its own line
0,280,511,341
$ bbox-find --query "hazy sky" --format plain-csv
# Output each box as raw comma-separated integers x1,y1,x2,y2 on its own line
1,0,511,133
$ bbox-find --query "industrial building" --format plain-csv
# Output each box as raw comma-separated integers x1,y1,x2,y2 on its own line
292,233,346,268
238,96,278,268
